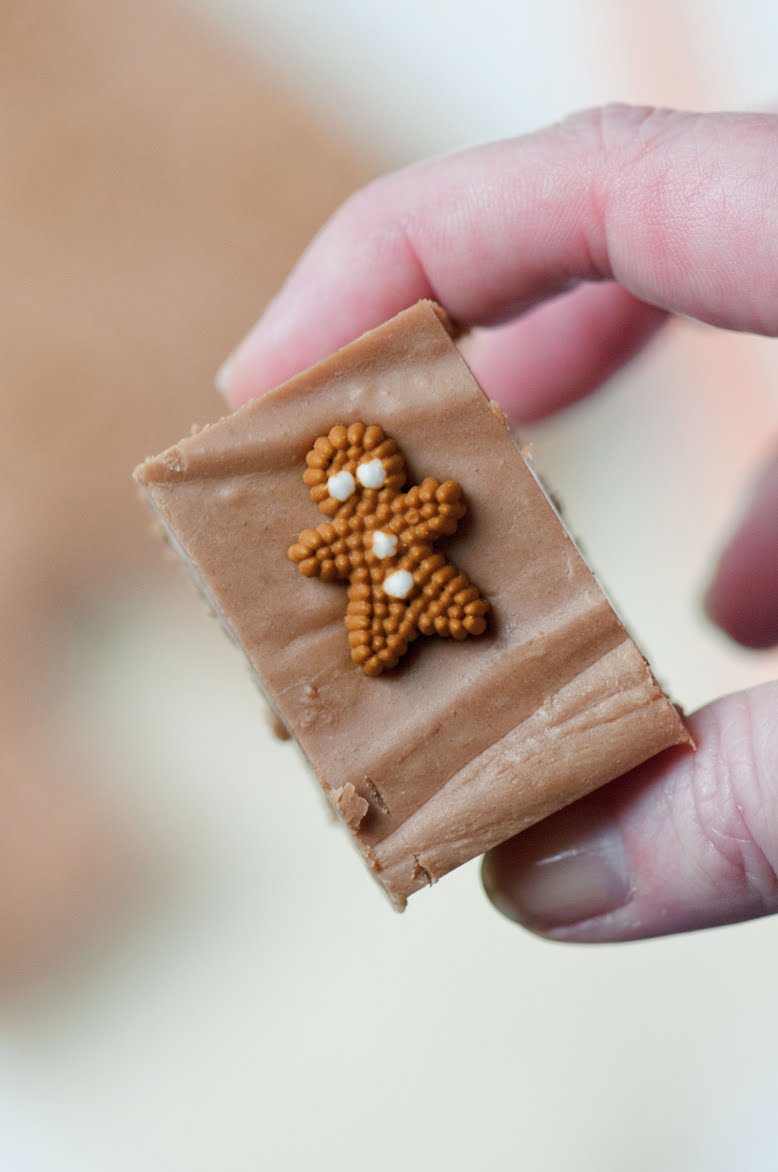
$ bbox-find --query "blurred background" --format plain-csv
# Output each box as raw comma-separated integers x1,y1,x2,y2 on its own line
2,0,777,1168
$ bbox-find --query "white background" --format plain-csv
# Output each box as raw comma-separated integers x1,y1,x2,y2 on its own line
5,2,778,1169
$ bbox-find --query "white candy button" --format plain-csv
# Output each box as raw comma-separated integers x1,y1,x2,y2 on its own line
372,531,398,559
356,458,387,489
383,569,414,599
327,469,356,501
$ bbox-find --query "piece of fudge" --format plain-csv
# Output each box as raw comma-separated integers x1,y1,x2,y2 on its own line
135,301,691,909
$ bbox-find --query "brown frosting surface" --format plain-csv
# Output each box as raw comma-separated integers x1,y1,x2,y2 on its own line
136,301,691,908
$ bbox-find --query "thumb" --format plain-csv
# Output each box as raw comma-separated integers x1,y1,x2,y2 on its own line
482,682,778,941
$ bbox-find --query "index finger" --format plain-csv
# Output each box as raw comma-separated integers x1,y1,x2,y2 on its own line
221,104,778,407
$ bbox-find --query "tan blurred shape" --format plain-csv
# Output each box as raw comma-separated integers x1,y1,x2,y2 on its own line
0,0,367,986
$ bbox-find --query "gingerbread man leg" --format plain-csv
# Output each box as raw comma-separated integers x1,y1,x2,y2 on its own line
345,577,421,677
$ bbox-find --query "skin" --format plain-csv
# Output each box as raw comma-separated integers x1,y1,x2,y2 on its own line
219,105,778,942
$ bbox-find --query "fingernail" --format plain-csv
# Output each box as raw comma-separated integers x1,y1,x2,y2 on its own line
214,350,237,403
482,817,632,930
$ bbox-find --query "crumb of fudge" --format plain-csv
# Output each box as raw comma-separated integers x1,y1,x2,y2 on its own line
331,783,370,831
287,422,490,676
265,708,292,742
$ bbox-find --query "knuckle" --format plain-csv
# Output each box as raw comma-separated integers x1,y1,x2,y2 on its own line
554,103,675,160
546,104,683,277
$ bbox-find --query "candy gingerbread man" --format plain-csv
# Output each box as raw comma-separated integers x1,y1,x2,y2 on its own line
288,423,490,676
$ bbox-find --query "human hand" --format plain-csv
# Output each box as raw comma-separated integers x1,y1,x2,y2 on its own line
218,105,778,941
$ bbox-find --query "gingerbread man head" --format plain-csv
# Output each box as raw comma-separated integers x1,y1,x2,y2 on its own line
289,423,489,676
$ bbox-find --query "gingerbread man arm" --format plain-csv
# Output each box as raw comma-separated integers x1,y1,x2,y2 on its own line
391,477,467,545
288,521,351,583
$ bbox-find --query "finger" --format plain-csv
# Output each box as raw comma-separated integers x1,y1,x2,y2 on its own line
481,681,778,942
221,105,778,407
462,282,667,423
706,451,778,649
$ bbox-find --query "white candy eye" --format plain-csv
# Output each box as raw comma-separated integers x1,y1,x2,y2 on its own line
372,531,398,559
327,469,356,501
383,569,414,599
356,458,386,489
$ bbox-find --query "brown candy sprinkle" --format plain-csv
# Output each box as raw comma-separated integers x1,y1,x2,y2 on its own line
288,423,490,676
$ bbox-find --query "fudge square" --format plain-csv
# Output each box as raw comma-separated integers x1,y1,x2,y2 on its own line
135,300,690,909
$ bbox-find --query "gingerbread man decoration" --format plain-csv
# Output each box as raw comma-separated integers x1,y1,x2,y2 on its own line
288,423,490,676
